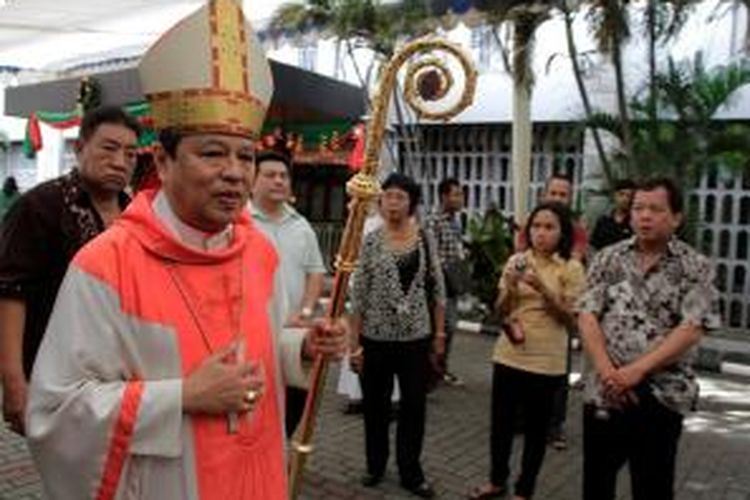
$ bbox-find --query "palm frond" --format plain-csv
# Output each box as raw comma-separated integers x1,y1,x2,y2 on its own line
586,110,624,140
509,4,549,90
268,1,334,37
644,0,701,42
585,0,630,54
692,61,750,118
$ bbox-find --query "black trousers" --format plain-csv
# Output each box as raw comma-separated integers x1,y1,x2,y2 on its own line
361,337,431,487
490,363,563,498
548,333,572,436
583,387,684,500
285,386,307,438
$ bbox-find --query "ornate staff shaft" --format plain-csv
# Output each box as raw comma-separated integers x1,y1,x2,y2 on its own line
288,37,477,499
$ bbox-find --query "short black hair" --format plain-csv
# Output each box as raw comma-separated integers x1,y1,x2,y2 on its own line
613,178,636,192
635,176,683,214
79,106,141,143
158,128,184,159
438,177,460,197
255,150,292,174
544,173,573,192
523,201,575,260
381,172,421,215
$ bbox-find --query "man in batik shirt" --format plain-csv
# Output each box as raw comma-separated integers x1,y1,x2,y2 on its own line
0,106,139,435
578,177,721,500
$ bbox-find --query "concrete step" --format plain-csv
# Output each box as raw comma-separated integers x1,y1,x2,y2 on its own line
697,334,750,377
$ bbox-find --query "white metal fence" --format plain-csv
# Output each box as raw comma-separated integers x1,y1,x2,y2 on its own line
692,168,750,331
400,123,585,220
396,123,749,333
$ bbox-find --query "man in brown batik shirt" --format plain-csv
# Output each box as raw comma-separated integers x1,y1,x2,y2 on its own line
0,106,139,435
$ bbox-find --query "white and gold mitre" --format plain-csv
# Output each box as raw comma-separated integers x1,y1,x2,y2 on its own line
138,0,273,137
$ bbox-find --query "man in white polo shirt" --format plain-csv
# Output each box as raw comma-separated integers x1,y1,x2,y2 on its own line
250,150,326,437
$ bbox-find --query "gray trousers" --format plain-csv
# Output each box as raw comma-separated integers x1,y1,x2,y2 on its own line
444,297,458,371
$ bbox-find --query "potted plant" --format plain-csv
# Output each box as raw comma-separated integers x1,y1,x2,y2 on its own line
465,204,514,334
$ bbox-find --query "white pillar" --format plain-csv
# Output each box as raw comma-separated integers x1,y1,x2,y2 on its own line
511,81,532,224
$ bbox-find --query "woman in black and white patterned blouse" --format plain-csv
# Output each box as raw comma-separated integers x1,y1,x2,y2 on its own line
349,173,446,499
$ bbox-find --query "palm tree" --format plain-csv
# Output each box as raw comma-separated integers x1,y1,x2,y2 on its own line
588,53,750,186
562,0,699,182
268,0,375,90
560,0,698,185
559,0,614,185
588,54,750,243
269,0,435,174
267,0,335,38
586,0,633,173
643,1,699,127
507,4,550,223
464,0,551,222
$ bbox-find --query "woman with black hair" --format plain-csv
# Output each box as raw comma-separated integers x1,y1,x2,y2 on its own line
349,172,446,498
469,202,585,500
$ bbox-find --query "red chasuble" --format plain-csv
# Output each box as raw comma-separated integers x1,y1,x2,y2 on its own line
27,190,287,500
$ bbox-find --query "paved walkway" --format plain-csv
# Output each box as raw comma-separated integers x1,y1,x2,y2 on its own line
2,332,749,499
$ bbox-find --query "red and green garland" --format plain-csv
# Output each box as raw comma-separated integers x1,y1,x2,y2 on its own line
23,102,362,171
23,102,155,158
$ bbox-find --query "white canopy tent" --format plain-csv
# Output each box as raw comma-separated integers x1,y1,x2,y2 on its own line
1,1,749,149
0,0,286,183
0,1,211,70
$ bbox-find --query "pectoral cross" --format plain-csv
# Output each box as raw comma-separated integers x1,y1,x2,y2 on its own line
227,337,245,434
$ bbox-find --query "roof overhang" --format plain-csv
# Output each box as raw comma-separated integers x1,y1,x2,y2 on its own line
4,59,366,124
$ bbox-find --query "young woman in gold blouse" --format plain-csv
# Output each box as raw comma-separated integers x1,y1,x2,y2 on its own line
470,202,585,500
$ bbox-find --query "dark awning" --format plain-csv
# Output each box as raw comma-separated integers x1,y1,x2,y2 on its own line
4,60,366,124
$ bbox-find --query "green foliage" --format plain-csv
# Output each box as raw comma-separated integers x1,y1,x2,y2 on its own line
585,0,630,55
268,0,336,37
269,0,434,57
465,206,513,312
588,53,750,187
587,53,750,244
77,77,102,113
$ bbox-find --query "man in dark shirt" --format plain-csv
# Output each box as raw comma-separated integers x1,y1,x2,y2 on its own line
590,179,635,251
425,178,467,386
0,106,139,435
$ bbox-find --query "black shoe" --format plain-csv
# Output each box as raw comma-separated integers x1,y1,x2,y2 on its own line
343,401,363,415
402,481,436,498
361,473,383,487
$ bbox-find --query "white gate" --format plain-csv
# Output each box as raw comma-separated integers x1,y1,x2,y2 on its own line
402,123,749,333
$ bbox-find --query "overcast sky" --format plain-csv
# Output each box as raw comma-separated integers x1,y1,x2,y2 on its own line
0,0,286,69
0,0,740,70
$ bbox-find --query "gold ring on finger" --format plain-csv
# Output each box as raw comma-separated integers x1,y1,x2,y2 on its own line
245,389,259,403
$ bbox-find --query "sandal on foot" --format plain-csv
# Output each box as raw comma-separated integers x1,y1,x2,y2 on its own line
468,483,506,499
